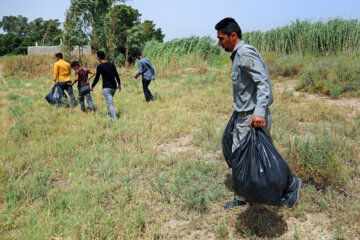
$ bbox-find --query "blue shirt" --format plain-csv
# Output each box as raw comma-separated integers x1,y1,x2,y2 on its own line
136,57,155,80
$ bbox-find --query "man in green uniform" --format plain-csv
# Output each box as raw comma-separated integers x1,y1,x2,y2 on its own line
215,17,301,209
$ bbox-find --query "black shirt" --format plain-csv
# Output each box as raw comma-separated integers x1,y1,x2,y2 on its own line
91,61,121,89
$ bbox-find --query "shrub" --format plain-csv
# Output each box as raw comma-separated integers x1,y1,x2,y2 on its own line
267,54,304,77
286,126,352,189
297,56,360,97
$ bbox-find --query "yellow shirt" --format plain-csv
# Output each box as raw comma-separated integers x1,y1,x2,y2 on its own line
53,59,71,83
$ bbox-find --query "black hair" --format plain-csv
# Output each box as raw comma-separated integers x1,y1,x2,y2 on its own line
215,17,242,39
70,61,80,68
97,51,106,60
55,52,63,59
134,51,142,57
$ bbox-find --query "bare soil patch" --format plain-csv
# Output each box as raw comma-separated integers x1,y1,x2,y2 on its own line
158,135,194,158
273,79,360,117
282,212,334,239
175,67,206,74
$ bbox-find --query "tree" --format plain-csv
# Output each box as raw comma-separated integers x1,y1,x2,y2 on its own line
63,2,165,65
105,4,141,61
0,15,28,36
141,20,164,42
28,18,62,45
63,7,90,58
64,0,126,53
105,6,164,65
0,15,63,56
124,25,144,67
0,33,28,55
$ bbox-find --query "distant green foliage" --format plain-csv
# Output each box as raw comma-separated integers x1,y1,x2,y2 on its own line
144,36,220,59
243,18,360,56
142,36,221,72
260,53,360,97
264,53,304,77
0,15,29,36
296,56,360,97
64,2,164,64
0,16,62,55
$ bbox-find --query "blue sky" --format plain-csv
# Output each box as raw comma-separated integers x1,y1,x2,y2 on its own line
1,0,360,41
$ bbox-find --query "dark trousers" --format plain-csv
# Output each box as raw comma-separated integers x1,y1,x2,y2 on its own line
57,81,77,107
78,85,94,111
142,78,153,102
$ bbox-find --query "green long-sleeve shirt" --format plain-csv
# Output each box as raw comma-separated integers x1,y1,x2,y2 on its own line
230,41,273,117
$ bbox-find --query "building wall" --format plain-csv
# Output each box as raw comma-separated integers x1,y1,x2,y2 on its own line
28,45,92,56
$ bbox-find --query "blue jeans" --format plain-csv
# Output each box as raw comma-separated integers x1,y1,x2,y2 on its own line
78,86,94,111
102,88,117,119
57,81,77,107
142,78,154,102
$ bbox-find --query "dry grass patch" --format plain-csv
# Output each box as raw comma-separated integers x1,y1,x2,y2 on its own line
1,55,359,239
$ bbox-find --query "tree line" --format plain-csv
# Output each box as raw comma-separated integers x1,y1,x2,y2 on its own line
0,0,164,66
0,16,62,55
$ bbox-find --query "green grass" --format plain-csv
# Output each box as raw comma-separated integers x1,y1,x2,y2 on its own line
296,55,360,97
262,53,360,97
243,18,360,56
142,36,222,75
0,52,359,239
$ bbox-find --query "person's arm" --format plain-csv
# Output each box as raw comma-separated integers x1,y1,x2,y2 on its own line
87,70,95,85
134,61,143,79
53,63,59,85
113,64,121,91
151,65,155,80
91,65,101,90
149,60,155,80
241,53,270,127
69,73,79,86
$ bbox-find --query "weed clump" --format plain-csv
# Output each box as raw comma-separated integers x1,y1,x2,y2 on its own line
297,56,360,97
286,126,352,189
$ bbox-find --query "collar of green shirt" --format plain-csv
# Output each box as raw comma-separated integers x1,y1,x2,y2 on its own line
230,40,245,61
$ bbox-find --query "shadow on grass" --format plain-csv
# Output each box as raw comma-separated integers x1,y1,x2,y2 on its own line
224,173,233,192
235,204,287,238
224,171,287,238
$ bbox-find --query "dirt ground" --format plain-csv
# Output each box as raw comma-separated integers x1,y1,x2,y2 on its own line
273,79,360,117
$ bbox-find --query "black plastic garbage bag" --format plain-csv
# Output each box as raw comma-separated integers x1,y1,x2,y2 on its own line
222,111,237,168
45,86,67,105
232,127,293,206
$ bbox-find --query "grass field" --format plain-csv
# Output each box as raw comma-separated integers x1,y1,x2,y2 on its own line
0,52,359,239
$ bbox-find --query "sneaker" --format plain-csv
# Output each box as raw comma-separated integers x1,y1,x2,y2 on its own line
286,177,302,208
224,197,247,209
90,110,95,114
